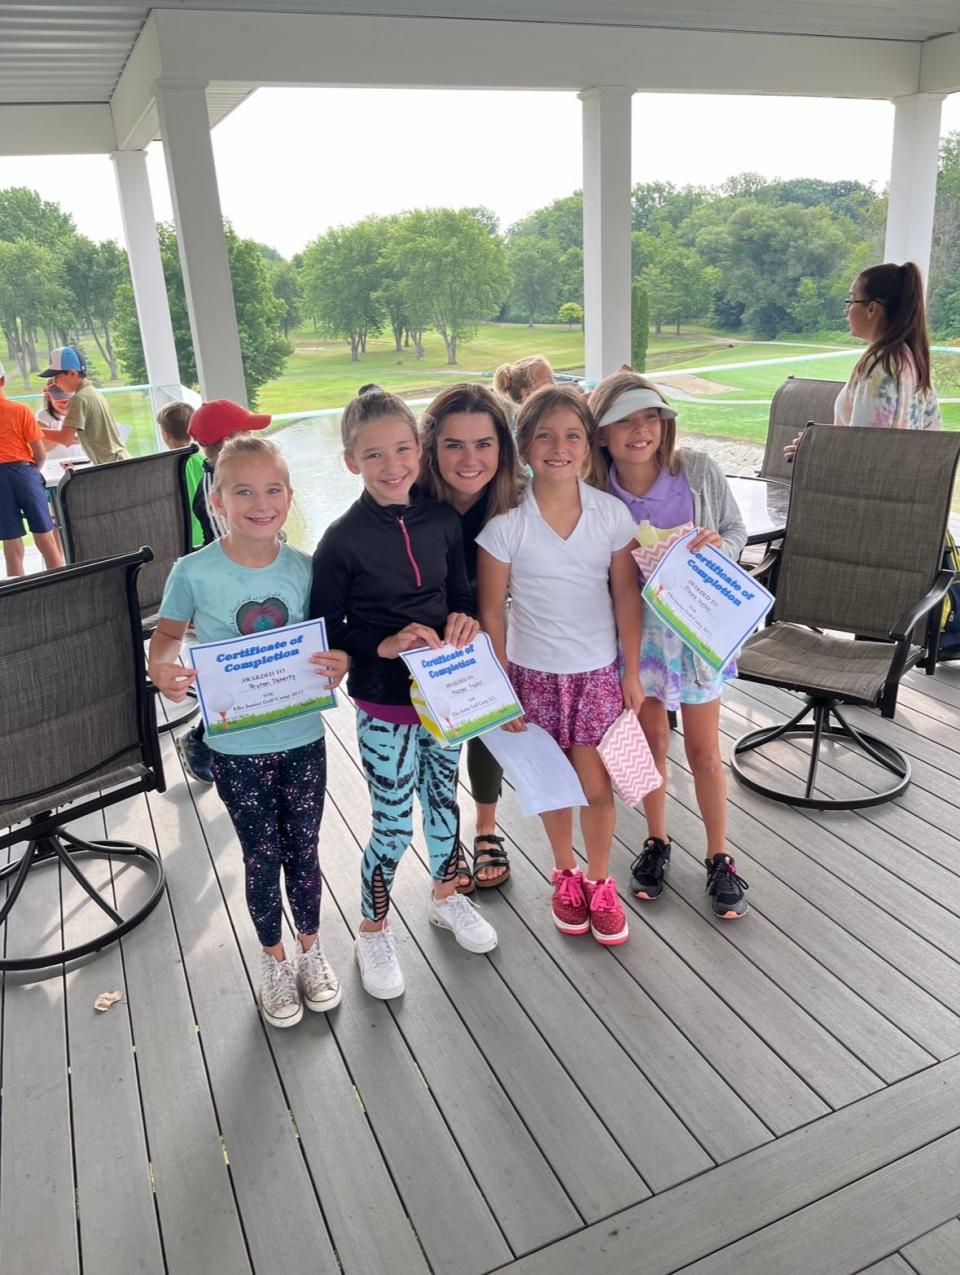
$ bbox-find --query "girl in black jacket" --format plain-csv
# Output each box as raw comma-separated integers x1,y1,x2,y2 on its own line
311,390,498,1000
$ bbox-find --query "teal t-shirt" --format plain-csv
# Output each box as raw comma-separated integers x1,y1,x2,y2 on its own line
160,540,324,756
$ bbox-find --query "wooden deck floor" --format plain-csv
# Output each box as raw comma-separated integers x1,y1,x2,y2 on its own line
4,665,960,1274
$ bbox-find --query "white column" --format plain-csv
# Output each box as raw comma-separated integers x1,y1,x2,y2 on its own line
884,93,945,281
111,150,181,391
579,86,634,380
155,78,247,404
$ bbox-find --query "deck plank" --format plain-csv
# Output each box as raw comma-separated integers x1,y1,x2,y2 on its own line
103,789,253,1275
0,842,77,1275
500,1055,960,1275
899,1217,960,1272
59,810,165,1275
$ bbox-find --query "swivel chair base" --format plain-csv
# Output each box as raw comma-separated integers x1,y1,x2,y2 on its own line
0,828,165,971
731,696,910,811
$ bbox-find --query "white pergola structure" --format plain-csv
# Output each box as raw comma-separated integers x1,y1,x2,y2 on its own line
3,3,960,403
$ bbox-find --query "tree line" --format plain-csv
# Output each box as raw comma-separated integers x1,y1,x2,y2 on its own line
5,135,960,407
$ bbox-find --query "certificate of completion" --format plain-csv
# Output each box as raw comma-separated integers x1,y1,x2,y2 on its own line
401,633,523,746
188,618,336,736
642,531,774,670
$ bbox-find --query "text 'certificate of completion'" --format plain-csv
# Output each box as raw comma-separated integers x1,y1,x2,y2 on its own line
642,531,774,670
188,617,336,736
401,632,523,746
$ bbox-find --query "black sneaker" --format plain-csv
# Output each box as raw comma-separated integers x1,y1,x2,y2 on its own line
705,854,749,919
630,837,671,900
176,724,214,784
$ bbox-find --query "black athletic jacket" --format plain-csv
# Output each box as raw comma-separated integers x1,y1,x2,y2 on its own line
310,488,475,706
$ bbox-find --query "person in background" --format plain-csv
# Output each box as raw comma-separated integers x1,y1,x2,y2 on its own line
148,434,348,1029
477,385,644,946
35,382,84,464
37,346,129,464
418,383,524,889
493,356,556,408
174,398,273,785
785,261,940,459
157,400,205,548
589,371,749,920
0,360,64,576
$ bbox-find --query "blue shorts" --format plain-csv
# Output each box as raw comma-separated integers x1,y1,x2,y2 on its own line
0,462,53,540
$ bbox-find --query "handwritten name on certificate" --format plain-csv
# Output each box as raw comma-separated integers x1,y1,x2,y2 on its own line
188,618,336,736
642,531,774,670
401,632,523,746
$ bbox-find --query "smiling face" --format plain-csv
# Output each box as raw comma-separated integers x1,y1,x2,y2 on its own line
345,415,421,506
211,457,292,544
524,406,591,483
600,407,664,472
435,411,500,512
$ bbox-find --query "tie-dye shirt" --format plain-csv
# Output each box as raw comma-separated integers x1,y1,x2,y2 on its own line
834,351,940,431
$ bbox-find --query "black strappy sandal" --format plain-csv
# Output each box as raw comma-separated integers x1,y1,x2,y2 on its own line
454,845,476,895
472,834,511,889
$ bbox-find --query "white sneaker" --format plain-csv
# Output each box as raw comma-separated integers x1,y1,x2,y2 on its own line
259,951,303,1028
295,938,342,1012
428,890,498,953
355,921,405,1000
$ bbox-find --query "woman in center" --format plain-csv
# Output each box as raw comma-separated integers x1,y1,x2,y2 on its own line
477,385,644,944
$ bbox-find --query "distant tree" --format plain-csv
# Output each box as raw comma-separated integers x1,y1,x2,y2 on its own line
507,236,562,325
301,219,383,361
559,246,583,308
388,209,510,364
641,245,711,335
509,192,583,252
253,241,284,265
558,301,583,328
115,221,290,406
720,171,769,199
0,187,76,249
269,259,302,338
62,236,128,379
631,282,649,371
464,206,501,236
0,239,62,386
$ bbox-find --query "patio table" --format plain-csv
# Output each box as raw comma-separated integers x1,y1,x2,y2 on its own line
727,474,790,548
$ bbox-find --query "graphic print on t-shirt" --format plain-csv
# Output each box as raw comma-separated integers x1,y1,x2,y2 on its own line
234,597,290,634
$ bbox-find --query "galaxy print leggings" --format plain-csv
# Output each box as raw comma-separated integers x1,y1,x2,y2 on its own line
209,737,327,948
356,711,462,922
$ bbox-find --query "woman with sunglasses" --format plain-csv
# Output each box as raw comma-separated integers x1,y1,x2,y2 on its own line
786,261,940,458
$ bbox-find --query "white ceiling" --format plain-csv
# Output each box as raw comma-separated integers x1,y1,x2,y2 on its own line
2,1,960,106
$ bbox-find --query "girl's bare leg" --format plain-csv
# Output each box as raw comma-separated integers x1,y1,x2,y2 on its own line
639,698,671,841
568,745,616,881
680,698,726,858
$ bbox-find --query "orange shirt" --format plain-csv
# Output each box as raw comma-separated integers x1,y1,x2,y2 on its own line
0,395,42,464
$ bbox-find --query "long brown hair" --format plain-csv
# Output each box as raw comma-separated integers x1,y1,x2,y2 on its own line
587,371,680,485
419,383,524,522
853,261,932,392
514,384,604,488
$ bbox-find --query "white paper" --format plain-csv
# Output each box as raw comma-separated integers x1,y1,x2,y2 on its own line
481,722,588,816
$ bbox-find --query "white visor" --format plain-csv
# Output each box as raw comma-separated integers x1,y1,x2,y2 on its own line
596,386,677,429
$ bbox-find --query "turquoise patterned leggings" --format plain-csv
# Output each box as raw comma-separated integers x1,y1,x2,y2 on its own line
356,710,462,921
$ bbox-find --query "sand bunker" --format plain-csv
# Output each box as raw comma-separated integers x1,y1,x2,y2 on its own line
657,373,738,395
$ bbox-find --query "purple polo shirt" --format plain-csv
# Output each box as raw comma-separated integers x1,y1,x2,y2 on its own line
607,462,694,532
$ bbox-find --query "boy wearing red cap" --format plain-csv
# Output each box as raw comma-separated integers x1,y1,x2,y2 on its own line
178,400,272,783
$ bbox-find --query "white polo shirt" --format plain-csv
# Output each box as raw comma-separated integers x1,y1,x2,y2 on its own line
476,479,635,674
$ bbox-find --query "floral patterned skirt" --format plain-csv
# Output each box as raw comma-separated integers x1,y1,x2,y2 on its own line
637,602,735,712
508,659,623,750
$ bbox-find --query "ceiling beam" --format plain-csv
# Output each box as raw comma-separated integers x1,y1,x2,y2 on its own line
920,31,960,95
0,104,116,155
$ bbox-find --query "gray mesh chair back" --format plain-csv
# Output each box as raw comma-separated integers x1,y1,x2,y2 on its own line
760,377,845,481
56,446,195,623
773,425,959,640
731,424,960,811
0,549,166,970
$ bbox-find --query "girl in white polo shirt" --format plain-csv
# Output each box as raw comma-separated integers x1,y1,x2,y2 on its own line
477,385,644,944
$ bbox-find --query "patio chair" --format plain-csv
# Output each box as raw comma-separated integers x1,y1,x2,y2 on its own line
730,424,960,811
0,549,166,971
759,376,845,482
55,446,199,731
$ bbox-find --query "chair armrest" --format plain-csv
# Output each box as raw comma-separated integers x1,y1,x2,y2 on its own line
745,546,780,580
888,569,955,640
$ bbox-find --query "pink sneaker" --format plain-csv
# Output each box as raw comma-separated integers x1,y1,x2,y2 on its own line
585,877,629,945
550,868,590,935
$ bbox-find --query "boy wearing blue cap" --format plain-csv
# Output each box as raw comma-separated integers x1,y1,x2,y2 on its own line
38,346,129,465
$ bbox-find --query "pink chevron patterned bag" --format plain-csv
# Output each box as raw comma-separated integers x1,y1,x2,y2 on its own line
597,709,662,806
